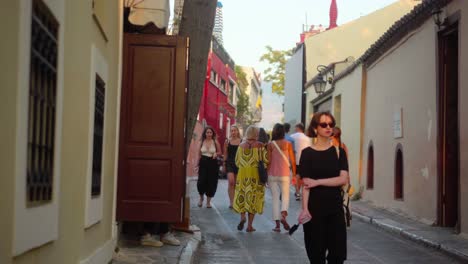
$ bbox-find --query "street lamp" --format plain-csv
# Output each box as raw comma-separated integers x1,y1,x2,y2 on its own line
312,74,327,95
432,7,446,29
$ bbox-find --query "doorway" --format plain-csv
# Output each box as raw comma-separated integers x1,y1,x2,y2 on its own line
437,22,459,229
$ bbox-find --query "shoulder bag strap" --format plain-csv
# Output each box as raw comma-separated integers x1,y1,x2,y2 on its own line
272,141,290,167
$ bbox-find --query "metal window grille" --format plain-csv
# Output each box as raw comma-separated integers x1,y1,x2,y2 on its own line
27,0,59,203
91,75,105,196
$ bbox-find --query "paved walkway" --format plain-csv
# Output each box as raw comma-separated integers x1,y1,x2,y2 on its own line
352,200,468,262
191,180,463,264
112,179,468,263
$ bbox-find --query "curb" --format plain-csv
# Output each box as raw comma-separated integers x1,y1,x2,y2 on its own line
352,211,468,262
178,228,202,264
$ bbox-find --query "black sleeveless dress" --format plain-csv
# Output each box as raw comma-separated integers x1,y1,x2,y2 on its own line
225,141,239,174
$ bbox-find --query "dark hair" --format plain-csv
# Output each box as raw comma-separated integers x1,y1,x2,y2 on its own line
307,112,336,138
258,127,269,144
201,126,216,141
295,123,305,132
284,123,291,133
271,123,285,141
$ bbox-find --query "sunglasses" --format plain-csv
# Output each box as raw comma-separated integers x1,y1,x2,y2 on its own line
318,122,335,128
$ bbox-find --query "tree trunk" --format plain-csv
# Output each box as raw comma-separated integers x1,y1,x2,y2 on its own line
178,0,217,149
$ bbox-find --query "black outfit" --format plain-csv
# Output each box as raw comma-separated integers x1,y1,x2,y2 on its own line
198,156,219,197
299,146,348,264
225,141,239,174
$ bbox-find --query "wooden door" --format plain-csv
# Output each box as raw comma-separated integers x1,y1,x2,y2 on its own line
437,24,459,228
117,34,188,222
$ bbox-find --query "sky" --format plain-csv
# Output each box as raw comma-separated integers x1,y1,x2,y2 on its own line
169,0,404,130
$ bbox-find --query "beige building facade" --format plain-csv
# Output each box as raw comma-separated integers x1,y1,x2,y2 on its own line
240,66,262,122
304,0,419,124
360,0,468,235
332,65,364,190
0,0,171,263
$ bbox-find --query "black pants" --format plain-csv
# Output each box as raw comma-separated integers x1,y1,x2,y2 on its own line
197,156,219,197
303,210,347,264
143,222,169,235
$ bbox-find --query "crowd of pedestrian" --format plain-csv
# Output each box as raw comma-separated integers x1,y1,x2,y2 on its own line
194,111,350,263
139,111,350,263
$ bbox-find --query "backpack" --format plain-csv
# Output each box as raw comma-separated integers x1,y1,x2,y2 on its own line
334,145,353,227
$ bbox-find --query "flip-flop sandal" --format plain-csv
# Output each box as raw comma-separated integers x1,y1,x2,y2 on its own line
206,204,212,208
272,227,281,232
197,201,203,207
237,219,246,231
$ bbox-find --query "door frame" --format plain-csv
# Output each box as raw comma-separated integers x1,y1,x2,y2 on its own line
436,12,460,230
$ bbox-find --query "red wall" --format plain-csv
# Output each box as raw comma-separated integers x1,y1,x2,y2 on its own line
198,51,236,150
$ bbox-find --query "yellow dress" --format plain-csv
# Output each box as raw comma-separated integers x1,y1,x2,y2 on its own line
233,145,268,214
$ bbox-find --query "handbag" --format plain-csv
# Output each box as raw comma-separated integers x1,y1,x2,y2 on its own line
258,147,268,184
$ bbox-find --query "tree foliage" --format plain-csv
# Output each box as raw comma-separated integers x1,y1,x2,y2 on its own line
259,46,292,96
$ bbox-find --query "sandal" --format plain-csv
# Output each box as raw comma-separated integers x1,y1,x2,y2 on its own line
281,211,290,231
237,219,246,231
197,200,203,207
246,227,256,233
281,219,290,231
272,227,281,232
206,204,212,208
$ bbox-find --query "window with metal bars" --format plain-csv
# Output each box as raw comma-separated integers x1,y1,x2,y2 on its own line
91,75,106,196
27,0,59,203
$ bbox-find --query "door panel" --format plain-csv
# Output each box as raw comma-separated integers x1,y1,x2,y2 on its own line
437,25,459,228
117,34,188,222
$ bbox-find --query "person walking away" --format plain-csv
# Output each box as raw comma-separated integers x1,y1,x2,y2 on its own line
331,126,349,158
258,127,269,145
233,126,268,232
299,112,349,264
197,126,221,208
267,123,296,232
290,123,312,201
284,123,296,153
223,125,242,209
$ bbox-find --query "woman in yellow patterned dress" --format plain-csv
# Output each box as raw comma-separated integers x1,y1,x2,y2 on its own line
233,126,269,232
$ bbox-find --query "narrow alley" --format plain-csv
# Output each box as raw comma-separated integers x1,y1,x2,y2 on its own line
190,180,463,264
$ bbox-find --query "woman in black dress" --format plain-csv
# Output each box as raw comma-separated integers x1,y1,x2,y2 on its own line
223,125,241,209
299,112,349,264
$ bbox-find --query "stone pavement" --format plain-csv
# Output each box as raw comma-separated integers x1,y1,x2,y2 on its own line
352,200,468,262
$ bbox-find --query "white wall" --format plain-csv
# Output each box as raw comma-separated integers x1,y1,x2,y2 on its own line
333,65,362,190
363,19,438,223
284,46,303,125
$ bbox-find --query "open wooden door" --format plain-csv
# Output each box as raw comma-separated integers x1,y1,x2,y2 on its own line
117,34,188,222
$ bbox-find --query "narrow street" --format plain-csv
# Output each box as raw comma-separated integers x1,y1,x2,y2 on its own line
189,180,462,264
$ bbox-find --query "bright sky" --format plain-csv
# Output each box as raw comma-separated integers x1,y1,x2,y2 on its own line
169,0,403,129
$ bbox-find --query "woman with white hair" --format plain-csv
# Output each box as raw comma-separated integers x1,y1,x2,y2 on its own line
233,125,268,232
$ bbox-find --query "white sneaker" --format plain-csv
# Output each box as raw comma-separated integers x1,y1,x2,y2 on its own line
140,234,163,247
161,232,181,246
